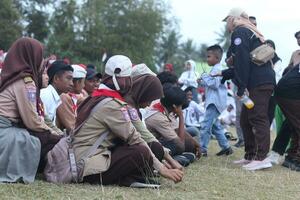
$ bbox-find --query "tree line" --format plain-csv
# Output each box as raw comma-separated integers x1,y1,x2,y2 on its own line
1,0,227,73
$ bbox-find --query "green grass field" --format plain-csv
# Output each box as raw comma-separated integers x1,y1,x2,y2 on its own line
1,138,300,200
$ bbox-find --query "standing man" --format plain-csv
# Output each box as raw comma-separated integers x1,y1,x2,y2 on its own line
288,31,300,67
221,8,276,170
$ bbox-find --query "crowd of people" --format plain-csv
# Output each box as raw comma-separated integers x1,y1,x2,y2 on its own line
0,7,300,188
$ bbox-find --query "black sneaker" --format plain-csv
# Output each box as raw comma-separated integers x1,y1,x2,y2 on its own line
282,156,298,170
182,152,196,163
216,147,233,156
173,155,190,167
234,140,245,148
201,152,208,157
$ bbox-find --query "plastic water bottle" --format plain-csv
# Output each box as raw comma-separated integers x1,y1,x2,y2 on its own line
240,95,254,109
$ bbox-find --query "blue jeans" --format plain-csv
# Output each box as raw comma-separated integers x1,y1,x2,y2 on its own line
186,126,200,137
200,104,230,152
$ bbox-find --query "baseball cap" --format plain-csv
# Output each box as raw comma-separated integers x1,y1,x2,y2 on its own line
105,55,132,77
104,55,132,90
86,67,102,80
223,7,248,21
71,64,87,78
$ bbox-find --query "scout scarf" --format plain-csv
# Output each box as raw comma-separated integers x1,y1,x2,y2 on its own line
76,87,124,128
152,102,165,113
92,89,124,101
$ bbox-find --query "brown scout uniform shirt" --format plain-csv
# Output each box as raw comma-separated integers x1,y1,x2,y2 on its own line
145,111,184,153
0,77,52,132
72,98,163,179
56,93,76,133
289,50,300,66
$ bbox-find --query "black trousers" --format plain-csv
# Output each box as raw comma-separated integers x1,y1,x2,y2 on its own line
271,119,292,155
276,97,300,161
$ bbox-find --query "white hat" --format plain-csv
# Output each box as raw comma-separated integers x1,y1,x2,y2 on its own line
223,7,248,21
105,55,132,90
131,63,156,77
71,64,87,78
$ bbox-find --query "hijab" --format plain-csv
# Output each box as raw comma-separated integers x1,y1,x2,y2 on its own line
125,74,163,109
0,37,44,92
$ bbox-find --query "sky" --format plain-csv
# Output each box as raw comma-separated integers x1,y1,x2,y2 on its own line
169,0,300,66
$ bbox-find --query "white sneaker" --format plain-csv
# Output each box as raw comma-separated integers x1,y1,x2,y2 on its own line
268,151,283,165
242,158,272,171
233,158,251,165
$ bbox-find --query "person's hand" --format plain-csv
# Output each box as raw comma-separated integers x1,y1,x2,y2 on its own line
225,56,234,67
167,157,183,170
210,71,222,77
162,160,172,169
192,138,201,159
159,165,184,183
172,105,183,117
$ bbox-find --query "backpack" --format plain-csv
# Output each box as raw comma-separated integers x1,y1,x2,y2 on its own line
44,98,111,183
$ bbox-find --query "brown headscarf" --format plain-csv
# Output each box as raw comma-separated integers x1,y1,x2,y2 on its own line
0,37,44,92
125,74,163,114
229,16,265,43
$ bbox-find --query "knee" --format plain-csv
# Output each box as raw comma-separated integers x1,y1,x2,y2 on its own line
148,142,164,161
130,145,152,165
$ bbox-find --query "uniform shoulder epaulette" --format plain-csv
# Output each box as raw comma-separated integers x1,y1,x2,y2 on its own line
113,98,127,106
23,76,33,84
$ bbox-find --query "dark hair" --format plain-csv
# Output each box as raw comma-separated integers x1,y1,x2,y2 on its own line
161,83,186,110
50,70,69,84
295,31,300,38
157,71,178,85
207,44,223,60
249,16,256,20
265,39,276,50
86,64,96,69
47,60,73,84
184,86,194,93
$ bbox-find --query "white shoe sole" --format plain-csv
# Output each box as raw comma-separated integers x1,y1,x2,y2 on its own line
243,163,272,171
233,160,251,165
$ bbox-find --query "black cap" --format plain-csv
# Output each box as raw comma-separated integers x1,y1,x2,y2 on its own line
295,31,300,38
86,67,102,80
47,60,73,84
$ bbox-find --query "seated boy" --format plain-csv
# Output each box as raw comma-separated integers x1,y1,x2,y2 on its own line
56,64,87,133
144,84,200,159
183,86,205,137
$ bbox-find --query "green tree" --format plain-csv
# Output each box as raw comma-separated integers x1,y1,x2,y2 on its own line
100,0,166,70
47,0,78,61
26,10,49,42
0,0,22,50
13,0,52,42
159,30,181,64
215,25,231,51
77,0,106,65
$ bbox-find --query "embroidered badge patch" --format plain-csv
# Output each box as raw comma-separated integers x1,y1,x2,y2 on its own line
234,38,242,46
121,107,130,121
26,88,36,102
128,108,139,121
